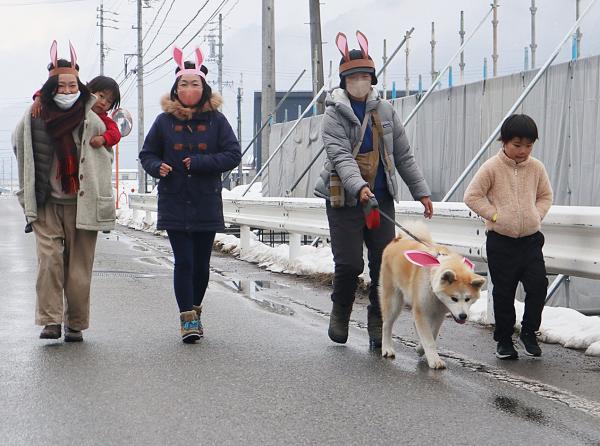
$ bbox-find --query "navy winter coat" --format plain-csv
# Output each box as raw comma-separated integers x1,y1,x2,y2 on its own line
140,93,241,232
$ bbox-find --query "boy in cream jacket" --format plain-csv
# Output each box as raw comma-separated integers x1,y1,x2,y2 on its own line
464,114,553,360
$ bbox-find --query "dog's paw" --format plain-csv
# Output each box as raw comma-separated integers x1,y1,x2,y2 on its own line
415,344,425,356
381,345,396,359
427,355,446,370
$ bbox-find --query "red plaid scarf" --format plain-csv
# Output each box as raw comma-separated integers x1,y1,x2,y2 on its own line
43,100,85,194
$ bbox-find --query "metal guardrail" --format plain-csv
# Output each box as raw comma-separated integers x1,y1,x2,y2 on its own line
128,194,600,280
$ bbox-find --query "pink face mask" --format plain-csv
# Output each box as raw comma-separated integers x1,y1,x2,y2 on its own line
178,88,202,107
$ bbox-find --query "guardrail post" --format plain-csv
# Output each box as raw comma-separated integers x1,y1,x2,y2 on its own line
289,233,301,261
240,225,251,259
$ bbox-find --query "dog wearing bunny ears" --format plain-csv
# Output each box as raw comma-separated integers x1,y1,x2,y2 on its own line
379,221,486,369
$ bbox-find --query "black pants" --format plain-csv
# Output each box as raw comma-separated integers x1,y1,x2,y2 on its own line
486,231,548,341
167,230,216,312
326,195,395,314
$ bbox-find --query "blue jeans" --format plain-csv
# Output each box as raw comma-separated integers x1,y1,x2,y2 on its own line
167,230,216,312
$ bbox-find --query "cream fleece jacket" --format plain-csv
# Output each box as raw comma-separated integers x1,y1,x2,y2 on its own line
464,149,553,238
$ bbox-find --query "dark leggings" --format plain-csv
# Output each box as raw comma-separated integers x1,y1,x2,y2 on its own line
167,230,216,312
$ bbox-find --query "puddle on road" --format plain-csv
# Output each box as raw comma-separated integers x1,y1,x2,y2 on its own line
493,395,547,425
214,279,295,316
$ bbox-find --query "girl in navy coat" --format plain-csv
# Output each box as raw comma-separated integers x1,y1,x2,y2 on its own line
140,47,241,342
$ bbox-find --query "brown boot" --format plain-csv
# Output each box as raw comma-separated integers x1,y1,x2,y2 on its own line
40,324,61,339
192,305,204,337
180,311,201,344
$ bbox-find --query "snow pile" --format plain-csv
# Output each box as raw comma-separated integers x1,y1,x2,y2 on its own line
469,291,600,356
214,233,334,276
222,182,263,198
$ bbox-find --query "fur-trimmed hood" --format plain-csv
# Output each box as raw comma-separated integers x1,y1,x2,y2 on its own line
160,93,223,120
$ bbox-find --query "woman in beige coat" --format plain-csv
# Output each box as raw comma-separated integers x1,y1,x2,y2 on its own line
12,42,115,342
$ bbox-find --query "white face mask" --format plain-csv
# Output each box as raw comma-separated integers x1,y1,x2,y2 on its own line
346,78,371,99
53,91,81,110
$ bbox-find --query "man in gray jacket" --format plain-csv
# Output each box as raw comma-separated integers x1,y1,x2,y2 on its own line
314,31,433,349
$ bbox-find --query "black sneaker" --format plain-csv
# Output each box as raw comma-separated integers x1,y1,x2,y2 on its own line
64,327,83,342
519,331,542,357
367,306,382,351
40,324,61,339
496,339,518,359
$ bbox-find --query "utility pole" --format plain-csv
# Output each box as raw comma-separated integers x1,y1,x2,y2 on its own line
99,1,104,74
405,30,410,97
261,0,275,170
530,0,537,69
524,46,529,71
136,0,145,193
218,13,223,95
237,73,243,185
576,0,582,58
382,39,387,99
430,21,437,84
492,0,499,77
309,0,324,113
459,10,466,82
97,1,118,76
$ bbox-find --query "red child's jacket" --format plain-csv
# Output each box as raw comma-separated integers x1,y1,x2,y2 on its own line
98,113,121,147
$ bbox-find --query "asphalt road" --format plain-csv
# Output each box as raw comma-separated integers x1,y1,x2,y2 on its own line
1,196,600,445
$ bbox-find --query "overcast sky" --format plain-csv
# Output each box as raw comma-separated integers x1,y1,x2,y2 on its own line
1,0,599,171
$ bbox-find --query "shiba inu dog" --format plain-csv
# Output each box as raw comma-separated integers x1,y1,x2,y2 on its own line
379,222,486,369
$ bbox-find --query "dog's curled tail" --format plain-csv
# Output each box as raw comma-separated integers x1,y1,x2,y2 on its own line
392,220,432,244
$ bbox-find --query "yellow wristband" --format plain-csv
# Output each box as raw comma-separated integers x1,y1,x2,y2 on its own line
491,213,498,222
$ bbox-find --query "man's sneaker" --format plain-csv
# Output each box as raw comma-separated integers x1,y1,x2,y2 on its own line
40,324,61,339
496,338,519,359
192,305,204,337
180,310,201,344
519,330,542,357
64,327,83,342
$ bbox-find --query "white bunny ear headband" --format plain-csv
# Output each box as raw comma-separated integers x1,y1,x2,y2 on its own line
335,30,375,74
48,40,79,77
173,46,205,79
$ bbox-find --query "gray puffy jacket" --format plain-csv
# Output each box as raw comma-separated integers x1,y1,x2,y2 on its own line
313,88,430,207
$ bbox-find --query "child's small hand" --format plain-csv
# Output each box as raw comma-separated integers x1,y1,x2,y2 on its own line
183,157,191,170
31,97,43,119
90,135,106,148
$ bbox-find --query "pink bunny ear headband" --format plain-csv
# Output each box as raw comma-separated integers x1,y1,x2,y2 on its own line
335,30,375,74
173,46,205,79
404,250,475,270
48,40,79,77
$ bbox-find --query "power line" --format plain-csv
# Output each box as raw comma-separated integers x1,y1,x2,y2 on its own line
142,0,228,80
0,0,92,5
143,0,176,57
142,0,210,68
142,0,167,42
